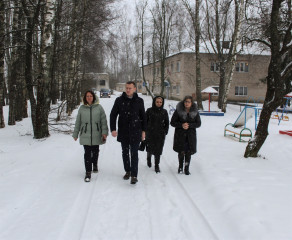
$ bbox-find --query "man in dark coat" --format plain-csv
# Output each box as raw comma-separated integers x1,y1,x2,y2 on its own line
110,81,147,184
145,96,169,173
170,96,201,175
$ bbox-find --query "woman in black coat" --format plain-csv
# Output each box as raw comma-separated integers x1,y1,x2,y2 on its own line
145,96,169,173
170,96,201,175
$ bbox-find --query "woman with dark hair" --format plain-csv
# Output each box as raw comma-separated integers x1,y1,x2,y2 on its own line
145,96,169,173
73,90,108,182
170,96,201,175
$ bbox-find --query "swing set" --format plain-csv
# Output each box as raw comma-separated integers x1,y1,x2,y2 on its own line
271,94,292,125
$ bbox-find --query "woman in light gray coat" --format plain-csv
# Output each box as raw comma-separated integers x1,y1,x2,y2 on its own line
73,90,108,182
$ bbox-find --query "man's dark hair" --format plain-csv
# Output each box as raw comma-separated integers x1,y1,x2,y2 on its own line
83,90,96,105
126,81,136,87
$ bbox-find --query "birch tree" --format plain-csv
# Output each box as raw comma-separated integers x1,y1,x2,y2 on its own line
204,0,245,112
0,0,5,128
136,0,155,97
151,0,175,97
33,0,56,138
182,0,203,110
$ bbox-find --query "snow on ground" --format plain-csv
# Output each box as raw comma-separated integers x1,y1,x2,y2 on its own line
0,93,292,240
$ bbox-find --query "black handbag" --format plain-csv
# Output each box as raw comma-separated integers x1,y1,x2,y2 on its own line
139,140,146,151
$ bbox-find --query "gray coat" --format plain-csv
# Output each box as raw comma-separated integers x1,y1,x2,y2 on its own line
73,99,108,146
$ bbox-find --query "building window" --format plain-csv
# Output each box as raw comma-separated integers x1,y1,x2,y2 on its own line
171,63,174,72
211,62,220,72
176,61,181,72
176,85,180,95
235,86,248,96
100,80,105,86
235,62,249,72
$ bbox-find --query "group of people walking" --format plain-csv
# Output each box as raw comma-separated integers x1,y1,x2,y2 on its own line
73,81,201,184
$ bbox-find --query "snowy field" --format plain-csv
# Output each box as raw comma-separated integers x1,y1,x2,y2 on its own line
0,93,292,240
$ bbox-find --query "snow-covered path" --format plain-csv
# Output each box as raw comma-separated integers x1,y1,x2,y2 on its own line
1,94,292,240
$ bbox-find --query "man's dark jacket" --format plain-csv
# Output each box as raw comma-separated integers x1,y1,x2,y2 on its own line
110,92,147,143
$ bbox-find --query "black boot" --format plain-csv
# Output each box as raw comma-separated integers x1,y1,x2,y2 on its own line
84,172,91,182
155,155,160,173
123,172,131,180
178,153,184,174
147,152,152,168
92,164,98,173
184,153,191,175
130,177,138,184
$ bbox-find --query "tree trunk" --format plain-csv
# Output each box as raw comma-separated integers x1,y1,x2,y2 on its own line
0,0,5,128
244,0,292,157
8,1,21,125
21,0,42,135
195,0,203,110
221,0,245,113
138,2,155,98
244,103,273,158
34,0,56,138
14,3,26,122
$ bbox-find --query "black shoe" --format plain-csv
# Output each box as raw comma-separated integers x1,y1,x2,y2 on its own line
84,172,91,182
147,159,152,168
123,172,131,180
130,177,138,184
184,167,190,175
178,167,183,174
155,165,160,173
92,164,98,173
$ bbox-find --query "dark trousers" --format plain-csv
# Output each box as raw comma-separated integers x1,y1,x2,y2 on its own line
121,141,140,177
83,145,99,172
147,152,160,166
178,152,191,167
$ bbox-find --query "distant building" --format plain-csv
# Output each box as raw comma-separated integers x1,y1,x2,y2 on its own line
142,50,270,102
84,73,110,91
115,83,126,92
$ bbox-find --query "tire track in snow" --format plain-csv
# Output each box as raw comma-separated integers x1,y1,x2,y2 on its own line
161,154,220,240
56,145,109,240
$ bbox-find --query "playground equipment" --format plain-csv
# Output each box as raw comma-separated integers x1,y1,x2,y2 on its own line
200,86,224,116
201,86,218,112
224,105,262,141
279,130,292,137
272,93,292,125
168,104,175,115
234,106,262,130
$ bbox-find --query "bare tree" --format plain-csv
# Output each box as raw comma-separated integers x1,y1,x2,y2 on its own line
182,0,203,109
151,0,175,97
136,0,155,97
203,0,245,112
0,0,5,128
33,0,56,138
244,0,292,157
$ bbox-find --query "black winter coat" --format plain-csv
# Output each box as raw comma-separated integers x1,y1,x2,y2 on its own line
110,92,147,143
170,101,201,155
145,96,169,156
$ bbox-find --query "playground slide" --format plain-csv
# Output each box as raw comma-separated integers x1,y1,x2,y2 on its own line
233,107,254,127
